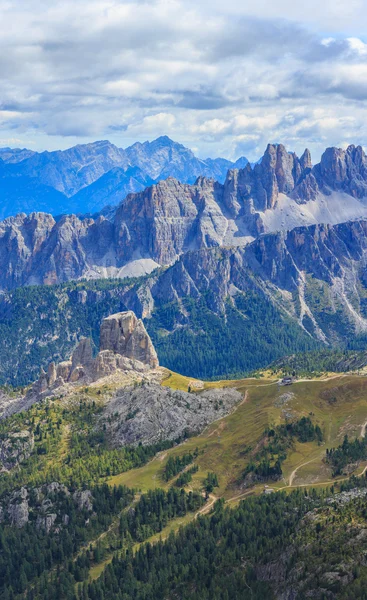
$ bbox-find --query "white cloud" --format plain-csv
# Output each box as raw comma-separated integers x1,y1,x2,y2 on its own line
347,37,367,55
128,113,176,133
0,0,366,161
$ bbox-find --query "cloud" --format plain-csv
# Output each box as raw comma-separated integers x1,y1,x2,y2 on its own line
0,0,366,161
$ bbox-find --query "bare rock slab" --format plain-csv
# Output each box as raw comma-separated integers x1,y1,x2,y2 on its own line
101,383,242,446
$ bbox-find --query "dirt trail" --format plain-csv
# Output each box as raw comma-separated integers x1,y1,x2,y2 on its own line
210,372,355,397
282,462,367,491
249,374,345,390
288,457,320,487
226,490,255,504
361,421,367,438
294,374,345,384
196,494,217,517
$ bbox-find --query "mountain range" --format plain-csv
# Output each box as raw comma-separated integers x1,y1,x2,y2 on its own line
0,136,248,219
1,142,367,289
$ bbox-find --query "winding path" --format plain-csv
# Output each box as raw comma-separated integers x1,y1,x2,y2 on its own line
195,494,217,517
288,457,320,487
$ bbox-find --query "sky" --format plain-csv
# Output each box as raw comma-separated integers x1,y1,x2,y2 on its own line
0,0,367,162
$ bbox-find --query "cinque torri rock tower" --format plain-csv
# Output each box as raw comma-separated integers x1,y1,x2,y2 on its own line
100,311,158,368
32,311,159,395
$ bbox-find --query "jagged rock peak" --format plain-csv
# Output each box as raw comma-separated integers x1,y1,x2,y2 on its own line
3,142,367,291
318,144,367,197
100,311,159,369
300,148,312,170
250,143,313,210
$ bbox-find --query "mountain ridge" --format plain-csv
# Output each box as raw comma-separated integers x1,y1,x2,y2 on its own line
0,136,249,218
1,141,367,288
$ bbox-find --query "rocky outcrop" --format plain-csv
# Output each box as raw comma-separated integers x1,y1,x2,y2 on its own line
100,311,158,368
93,351,150,380
57,361,73,381
292,144,367,202
71,337,93,371
36,513,57,534
31,310,159,395
7,487,29,527
113,176,234,266
32,368,49,395
252,143,310,210
153,218,367,299
0,212,56,288
221,144,313,213
102,383,242,446
47,362,57,386
316,144,367,198
73,490,93,512
0,430,34,471
0,482,92,531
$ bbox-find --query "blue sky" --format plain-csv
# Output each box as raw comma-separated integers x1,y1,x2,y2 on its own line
0,0,367,162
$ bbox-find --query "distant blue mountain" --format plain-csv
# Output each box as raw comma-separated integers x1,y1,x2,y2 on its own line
0,159,72,220
70,166,156,214
0,137,248,218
